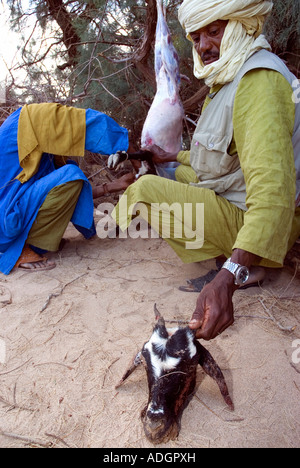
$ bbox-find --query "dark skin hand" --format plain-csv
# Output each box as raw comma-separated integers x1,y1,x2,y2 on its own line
92,172,135,199
189,250,262,340
146,144,179,165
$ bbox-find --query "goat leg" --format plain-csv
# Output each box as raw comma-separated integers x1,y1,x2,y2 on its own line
107,151,129,171
108,150,156,177
127,150,154,162
108,150,154,169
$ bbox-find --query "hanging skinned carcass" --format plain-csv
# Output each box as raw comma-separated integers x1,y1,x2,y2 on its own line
108,0,184,179
116,305,234,445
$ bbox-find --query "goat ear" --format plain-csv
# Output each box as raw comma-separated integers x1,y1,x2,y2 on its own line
198,344,234,411
115,351,143,389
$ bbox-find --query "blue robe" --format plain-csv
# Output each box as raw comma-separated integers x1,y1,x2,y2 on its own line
0,107,129,274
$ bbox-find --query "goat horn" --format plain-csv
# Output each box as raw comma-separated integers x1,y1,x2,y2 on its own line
154,303,166,329
154,303,162,320
154,303,162,319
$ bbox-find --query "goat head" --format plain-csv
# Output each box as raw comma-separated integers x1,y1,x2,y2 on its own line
116,305,234,444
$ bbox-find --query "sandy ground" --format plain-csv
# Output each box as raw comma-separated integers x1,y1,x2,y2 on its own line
0,209,300,448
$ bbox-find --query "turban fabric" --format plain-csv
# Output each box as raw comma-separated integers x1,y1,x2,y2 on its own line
178,0,273,86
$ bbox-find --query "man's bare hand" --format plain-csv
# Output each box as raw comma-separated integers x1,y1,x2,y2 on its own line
146,144,178,164
92,172,135,199
189,270,237,340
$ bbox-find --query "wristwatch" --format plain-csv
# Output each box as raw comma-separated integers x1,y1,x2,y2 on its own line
222,258,250,286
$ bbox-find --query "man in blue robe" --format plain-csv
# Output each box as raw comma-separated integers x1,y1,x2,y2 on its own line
0,103,131,274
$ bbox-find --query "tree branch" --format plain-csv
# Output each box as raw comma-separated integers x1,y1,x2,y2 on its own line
45,0,81,67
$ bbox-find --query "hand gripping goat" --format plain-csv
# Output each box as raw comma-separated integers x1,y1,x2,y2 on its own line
116,305,234,444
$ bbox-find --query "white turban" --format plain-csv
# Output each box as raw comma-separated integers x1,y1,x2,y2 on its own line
178,0,273,86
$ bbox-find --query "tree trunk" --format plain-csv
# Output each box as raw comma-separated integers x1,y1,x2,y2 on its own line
133,0,157,87
46,0,80,68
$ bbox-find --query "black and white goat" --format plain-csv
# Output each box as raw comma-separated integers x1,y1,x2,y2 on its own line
116,305,234,444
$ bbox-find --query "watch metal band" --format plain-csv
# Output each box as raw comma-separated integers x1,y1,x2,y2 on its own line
222,258,250,286
222,258,239,275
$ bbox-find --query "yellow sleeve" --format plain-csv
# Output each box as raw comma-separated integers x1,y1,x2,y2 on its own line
177,150,191,165
232,69,296,266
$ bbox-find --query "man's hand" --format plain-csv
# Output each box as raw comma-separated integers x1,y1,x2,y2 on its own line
92,172,135,199
189,249,263,340
189,269,237,340
147,144,178,164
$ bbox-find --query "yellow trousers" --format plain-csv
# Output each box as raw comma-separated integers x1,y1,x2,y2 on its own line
113,170,300,268
27,181,83,251
113,173,245,264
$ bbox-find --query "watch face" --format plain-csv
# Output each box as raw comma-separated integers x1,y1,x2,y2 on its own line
236,266,250,285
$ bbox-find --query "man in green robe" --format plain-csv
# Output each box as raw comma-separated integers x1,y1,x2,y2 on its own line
113,0,300,340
